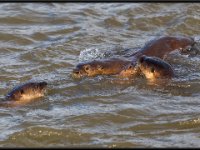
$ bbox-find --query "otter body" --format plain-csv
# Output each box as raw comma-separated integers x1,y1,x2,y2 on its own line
1,81,47,107
72,58,131,78
72,36,195,79
118,62,141,78
130,36,195,59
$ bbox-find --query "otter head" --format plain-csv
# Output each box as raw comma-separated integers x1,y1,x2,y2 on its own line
6,81,48,101
72,60,104,78
119,62,140,78
169,36,195,53
138,55,174,80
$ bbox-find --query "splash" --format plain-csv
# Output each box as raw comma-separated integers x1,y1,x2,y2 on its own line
79,47,109,62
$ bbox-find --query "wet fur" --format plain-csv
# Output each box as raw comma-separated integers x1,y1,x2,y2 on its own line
2,82,48,107
73,36,195,79
138,55,174,80
72,58,131,78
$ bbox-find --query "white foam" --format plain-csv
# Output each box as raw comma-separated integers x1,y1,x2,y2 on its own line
78,47,109,62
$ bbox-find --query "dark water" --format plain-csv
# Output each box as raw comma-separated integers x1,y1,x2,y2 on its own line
0,3,200,147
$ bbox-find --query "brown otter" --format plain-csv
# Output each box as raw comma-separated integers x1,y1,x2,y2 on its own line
72,58,131,78
1,81,47,107
72,36,196,78
129,36,195,60
138,55,175,80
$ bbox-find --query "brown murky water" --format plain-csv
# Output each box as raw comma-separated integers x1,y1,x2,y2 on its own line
0,3,200,148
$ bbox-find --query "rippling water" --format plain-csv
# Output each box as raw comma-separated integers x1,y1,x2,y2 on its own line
0,3,200,147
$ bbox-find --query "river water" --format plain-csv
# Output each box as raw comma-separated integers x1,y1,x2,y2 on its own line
0,3,200,148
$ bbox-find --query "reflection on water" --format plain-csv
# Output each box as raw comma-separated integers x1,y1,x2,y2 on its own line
0,3,200,147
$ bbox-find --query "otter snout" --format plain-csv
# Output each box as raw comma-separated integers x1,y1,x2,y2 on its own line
72,68,87,78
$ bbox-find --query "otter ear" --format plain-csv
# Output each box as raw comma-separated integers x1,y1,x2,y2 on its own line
97,65,103,70
83,64,91,72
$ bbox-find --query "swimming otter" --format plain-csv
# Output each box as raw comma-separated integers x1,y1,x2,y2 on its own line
72,36,196,78
138,55,175,80
130,36,195,60
72,58,131,78
1,81,47,107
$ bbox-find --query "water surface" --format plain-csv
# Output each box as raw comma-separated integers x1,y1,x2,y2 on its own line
0,3,200,147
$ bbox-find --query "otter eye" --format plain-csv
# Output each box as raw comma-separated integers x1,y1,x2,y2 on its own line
84,66,90,71
151,67,155,73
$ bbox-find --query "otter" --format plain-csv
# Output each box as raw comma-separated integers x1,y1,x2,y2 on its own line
130,36,195,60
72,36,196,79
1,81,47,107
119,55,175,79
138,55,174,80
72,58,131,78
